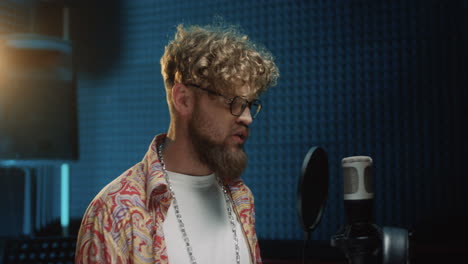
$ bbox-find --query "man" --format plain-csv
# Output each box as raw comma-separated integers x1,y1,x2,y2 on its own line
75,24,279,264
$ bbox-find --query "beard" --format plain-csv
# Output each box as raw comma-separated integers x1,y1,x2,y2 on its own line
187,108,247,182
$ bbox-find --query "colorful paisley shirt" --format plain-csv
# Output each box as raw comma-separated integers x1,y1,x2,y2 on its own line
75,134,262,264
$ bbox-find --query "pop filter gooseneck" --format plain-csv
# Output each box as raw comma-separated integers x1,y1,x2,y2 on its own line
297,146,329,239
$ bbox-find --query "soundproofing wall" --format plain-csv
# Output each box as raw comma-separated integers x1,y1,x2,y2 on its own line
69,0,467,242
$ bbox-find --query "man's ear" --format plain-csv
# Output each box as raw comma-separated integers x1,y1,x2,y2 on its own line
172,83,194,116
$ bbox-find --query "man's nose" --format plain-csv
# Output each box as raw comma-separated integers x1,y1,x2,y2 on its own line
237,107,253,126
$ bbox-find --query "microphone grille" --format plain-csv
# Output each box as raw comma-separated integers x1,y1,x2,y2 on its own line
364,166,374,193
342,155,374,200
343,167,359,194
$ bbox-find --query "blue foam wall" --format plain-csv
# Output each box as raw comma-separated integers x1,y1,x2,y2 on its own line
70,0,468,241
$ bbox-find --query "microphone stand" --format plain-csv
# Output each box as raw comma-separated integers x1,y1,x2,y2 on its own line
331,222,382,264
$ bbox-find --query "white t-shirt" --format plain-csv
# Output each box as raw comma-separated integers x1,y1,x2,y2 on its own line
163,171,251,264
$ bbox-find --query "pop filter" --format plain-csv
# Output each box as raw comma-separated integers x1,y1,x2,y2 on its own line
297,146,329,236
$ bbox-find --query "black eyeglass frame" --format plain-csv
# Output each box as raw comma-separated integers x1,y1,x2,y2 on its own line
187,84,262,119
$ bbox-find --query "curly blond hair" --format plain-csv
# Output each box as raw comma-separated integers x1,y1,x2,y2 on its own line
160,24,279,115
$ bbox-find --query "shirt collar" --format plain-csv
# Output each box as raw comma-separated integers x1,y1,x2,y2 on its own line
144,133,171,210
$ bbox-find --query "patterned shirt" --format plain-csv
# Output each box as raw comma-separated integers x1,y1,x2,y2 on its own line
75,134,262,264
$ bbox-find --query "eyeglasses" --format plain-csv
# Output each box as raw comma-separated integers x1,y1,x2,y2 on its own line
188,84,262,119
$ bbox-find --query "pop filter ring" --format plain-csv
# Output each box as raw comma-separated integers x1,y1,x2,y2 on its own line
297,146,329,238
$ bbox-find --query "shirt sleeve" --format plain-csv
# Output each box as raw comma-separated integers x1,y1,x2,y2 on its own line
75,198,127,264
75,196,156,264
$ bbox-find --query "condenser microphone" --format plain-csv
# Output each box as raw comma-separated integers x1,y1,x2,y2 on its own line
334,156,410,264
342,156,374,224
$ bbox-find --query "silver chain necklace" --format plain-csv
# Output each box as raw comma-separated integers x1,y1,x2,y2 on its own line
158,143,240,264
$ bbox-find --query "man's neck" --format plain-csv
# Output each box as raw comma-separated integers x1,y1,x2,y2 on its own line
163,129,213,176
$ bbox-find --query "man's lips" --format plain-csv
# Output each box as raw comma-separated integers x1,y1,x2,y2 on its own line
233,129,249,143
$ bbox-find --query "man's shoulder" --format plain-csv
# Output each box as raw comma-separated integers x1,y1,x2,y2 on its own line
87,161,149,216
75,161,156,263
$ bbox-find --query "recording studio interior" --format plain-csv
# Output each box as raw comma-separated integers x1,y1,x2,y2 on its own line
0,1,467,263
